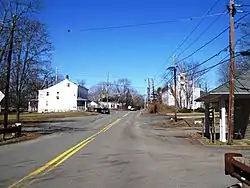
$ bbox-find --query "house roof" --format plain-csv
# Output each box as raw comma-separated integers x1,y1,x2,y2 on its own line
196,70,250,102
39,78,88,91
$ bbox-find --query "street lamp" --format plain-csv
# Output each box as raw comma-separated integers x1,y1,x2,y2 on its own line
167,66,178,122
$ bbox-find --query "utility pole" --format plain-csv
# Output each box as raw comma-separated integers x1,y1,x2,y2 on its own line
192,76,195,111
147,78,151,105
173,66,177,122
173,55,178,122
228,0,236,145
151,78,156,113
168,56,178,122
106,72,109,108
4,15,15,129
145,79,147,108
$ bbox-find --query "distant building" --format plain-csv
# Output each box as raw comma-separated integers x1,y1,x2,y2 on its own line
161,74,203,109
88,101,100,108
37,76,88,113
99,97,123,109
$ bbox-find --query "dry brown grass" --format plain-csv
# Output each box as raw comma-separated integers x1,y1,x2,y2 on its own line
147,103,174,114
0,111,97,124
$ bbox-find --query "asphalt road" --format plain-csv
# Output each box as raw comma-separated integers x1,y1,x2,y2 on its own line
0,111,249,188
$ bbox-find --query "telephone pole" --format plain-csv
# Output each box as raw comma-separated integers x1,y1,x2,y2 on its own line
167,56,178,122
106,72,109,108
228,0,236,145
147,78,151,105
151,78,157,113
151,78,155,100
4,15,15,129
173,66,177,122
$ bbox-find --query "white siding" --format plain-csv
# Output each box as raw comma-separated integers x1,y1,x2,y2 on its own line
192,88,203,109
38,79,78,113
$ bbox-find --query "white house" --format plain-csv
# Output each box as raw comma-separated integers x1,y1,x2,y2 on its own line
99,101,122,109
38,76,88,113
88,101,100,108
161,74,203,109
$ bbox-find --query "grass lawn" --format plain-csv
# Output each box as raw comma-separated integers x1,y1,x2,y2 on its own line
0,111,97,124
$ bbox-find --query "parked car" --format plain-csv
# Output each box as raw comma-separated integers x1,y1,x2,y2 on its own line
101,107,110,114
130,107,137,111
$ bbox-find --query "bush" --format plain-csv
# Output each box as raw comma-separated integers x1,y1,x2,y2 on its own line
178,108,192,113
194,107,205,113
147,104,174,114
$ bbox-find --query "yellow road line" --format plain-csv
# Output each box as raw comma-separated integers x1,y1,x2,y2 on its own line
49,138,94,171
21,138,95,188
9,118,121,188
103,119,121,132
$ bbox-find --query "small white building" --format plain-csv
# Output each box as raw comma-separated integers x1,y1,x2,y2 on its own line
88,101,100,108
99,101,122,109
161,79,203,109
38,76,88,113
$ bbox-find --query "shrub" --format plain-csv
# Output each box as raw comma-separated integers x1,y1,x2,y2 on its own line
178,108,192,113
194,107,205,113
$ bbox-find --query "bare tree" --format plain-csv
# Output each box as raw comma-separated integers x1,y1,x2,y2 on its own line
177,61,203,109
218,17,250,83
113,78,133,106
89,78,143,107
0,0,54,123
88,82,107,102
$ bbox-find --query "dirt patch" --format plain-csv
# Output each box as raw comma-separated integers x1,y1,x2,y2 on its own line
152,119,200,128
0,132,44,146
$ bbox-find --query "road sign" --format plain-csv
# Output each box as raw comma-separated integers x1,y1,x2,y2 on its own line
0,91,5,102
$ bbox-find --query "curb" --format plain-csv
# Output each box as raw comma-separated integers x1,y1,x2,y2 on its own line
196,138,250,150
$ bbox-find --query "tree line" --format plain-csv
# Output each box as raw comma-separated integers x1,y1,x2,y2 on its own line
88,78,145,108
0,0,57,123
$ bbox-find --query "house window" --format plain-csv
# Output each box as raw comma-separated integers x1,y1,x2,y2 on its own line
67,83,70,87
56,96,59,100
46,101,48,106
57,92,59,95
46,92,49,96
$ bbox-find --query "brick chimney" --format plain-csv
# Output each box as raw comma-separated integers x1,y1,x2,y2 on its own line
66,75,69,79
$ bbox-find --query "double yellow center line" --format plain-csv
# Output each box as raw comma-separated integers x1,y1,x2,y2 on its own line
9,118,121,188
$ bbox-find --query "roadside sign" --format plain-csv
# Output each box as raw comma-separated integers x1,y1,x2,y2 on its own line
0,91,5,102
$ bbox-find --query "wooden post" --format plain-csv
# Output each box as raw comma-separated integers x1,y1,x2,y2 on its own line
201,117,204,137
205,103,210,137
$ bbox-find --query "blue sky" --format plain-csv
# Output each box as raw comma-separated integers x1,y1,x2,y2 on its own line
39,0,244,94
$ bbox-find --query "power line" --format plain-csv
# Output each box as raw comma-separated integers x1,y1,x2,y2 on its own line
177,10,226,57
184,46,229,73
152,1,225,79
185,53,241,77
175,12,250,65
183,32,249,75
154,12,250,81
174,0,223,56
77,12,226,32
155,71,172,87
235,77,250,92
